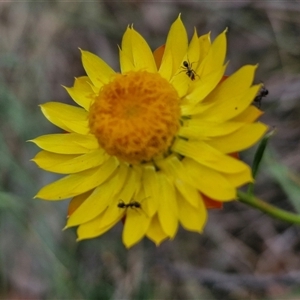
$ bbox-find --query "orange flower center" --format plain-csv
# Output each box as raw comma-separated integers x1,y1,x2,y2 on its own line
89,71,181,164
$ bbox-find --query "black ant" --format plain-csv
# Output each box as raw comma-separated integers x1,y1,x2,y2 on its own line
182,60,198,81
254,84,268,108
117,200,141,209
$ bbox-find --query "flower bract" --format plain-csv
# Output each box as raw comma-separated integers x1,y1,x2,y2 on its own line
31,15,268,248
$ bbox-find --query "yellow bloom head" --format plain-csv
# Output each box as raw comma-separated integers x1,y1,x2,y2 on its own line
31,15,268,248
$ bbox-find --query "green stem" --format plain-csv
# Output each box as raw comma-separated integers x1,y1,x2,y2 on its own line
237,190,300,224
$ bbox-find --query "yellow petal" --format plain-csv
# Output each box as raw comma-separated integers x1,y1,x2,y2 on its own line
32,149,107,174
118,166,141,203
160,15,188,79
66,164,129,227
198,32,211,64
172,139,249,174
158,51,173,80
72,163,133,228
29,133,98,154
156,154,188,182
120,26,134,73
76,210,121,241
179,119,245,140
186,28,200,70
182,158,236,201
177,192,207,232
40,102,89,135
146,214,168,246
197,29,227,77
174,179,201,208
157,154,235,201
142,165,159,217
201,65,258,121
223,166,253,187
232,105,263,123
122,207,151,248
68,190,92,217
204,85,260,122
153,44,165,69
186,64,227,105
35,156,119,200
112,162,132,199
64,76,94,111
157,173,178,238
119,48,135,74
207,122,268,153
129,27,157,72
80,50,115,88
170,71,190,98
91,166,142,230
170,28,200,87
180,101,214,117
156,155,236,201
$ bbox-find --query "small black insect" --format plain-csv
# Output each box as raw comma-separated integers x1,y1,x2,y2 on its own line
182,60,198,80
254,85,268,108
118,200,141,209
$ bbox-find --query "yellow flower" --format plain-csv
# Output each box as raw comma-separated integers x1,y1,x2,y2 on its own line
31,15,268,248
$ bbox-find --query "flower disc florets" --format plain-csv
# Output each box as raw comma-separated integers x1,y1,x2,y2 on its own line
89,71,181,164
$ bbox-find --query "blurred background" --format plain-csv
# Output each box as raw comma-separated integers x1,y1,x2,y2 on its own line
1,1,300,299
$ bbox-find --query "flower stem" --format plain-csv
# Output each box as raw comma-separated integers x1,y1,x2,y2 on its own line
237,190,300,224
